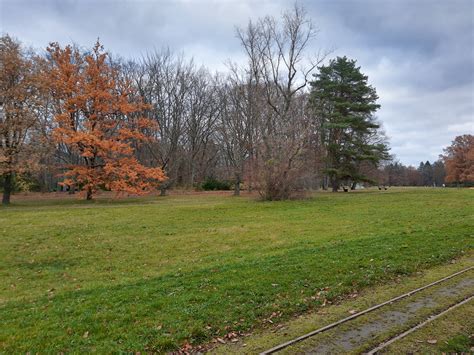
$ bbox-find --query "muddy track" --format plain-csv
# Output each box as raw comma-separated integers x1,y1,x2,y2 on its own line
260,266,474,354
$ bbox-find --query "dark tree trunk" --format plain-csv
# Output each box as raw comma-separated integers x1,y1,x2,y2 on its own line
160,187,167,196
2,172,13,205
351,181,357,190
86,186,93,200
322,175,329,190
331,177,339,192
160,178,172,196
234,173,241,196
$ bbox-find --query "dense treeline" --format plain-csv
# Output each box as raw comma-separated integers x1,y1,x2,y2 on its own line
1,6,472,204
381,160,446,187
367,143,474,188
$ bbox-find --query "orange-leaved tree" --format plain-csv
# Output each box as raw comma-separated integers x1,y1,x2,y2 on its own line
46,41,166,199
0,35,44,205
442,134,474,185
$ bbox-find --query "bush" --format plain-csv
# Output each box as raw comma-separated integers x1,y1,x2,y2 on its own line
445,181,474,187
201,177,232,191
0,173,41,193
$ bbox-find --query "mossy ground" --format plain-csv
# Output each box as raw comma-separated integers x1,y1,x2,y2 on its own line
382,298,473,354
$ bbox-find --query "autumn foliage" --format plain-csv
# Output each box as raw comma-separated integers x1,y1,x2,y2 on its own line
46,41,166,199
2,31,473,203
442,134,474,185
0,35,45,204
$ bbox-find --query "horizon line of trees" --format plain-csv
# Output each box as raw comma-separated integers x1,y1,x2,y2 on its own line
1,5,473,205
379,160,446,187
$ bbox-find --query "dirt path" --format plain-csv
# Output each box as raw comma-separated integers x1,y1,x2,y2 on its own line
278,269,474,354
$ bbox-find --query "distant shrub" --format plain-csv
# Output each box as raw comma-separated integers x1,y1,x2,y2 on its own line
201,177,232,191
445,181,474,187
0,173,41,193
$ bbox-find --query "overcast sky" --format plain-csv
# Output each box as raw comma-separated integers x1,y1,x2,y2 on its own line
1,0,473,166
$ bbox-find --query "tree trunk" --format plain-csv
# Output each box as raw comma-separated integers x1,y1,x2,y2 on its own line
351,181,357,190
331,177,339,192
190,160,195,187
322,175,328,190
234,173,241,196
160,187,167,196
247,154,253,193
86,186,93,200
2,172,13,205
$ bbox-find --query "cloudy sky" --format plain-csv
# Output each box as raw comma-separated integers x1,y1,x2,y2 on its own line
1,0,473,166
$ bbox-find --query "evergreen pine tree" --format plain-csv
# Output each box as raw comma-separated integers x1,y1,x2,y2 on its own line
310,56,389,191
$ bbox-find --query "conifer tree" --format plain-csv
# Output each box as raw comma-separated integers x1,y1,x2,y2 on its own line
310,56,389,191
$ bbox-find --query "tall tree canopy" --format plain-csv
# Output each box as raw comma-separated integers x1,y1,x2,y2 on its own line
310,56,389,191
46,41,166,200
418,161,434,186
442,134,474,185
0,35,44,205
236,4,325,199
432,160,446,186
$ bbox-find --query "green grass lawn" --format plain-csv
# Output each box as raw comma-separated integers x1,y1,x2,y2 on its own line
0,188,473,352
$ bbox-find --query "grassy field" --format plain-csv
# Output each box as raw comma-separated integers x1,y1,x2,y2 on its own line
0,188,473,352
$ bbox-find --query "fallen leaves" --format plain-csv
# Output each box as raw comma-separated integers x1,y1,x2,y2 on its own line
180,342,193,352
271,324,286,333
263,311,283,324
225,331,239,340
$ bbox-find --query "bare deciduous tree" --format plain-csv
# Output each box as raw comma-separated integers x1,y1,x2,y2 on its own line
183,69,220,187
236,4,326,199
135,50,194,193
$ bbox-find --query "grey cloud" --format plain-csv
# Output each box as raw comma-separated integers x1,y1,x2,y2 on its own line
1,0,473,166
